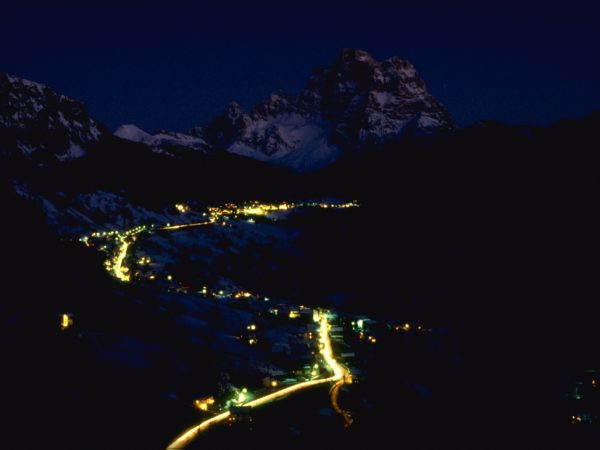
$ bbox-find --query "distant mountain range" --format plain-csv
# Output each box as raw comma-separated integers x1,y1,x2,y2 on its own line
3,47,599,238
2,48,452,172
118,48,453,171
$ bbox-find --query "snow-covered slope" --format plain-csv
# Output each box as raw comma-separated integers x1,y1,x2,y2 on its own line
114,124,209,155
227,112,341,171
0,72,106,161
195,48,453,171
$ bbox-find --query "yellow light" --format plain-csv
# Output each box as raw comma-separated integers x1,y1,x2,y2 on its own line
60,313,73,330
167,275,173,281
194,396,215,412
289,310,300,319
166,313,349,449
243,207,265,216
175,203,190,213
271,380,278,388
112,240,131,282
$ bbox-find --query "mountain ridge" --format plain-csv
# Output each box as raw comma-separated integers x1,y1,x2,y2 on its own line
0,72,106,163
114,48,453,171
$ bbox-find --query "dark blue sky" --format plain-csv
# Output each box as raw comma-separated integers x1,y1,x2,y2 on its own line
3,1,600,131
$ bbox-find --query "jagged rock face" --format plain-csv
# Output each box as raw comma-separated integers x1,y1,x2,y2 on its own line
202,48,453,171
302,49,453,142
196,101,253,148
0,72,105,162
110,48,453,171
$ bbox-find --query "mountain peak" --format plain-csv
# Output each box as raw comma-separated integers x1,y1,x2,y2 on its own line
338,48,376,65
226,101,246,116
195,49,453,171
0,72,105,162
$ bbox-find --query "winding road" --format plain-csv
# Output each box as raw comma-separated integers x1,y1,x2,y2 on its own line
166,313,349,449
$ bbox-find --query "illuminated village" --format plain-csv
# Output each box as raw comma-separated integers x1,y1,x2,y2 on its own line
75,199,432,447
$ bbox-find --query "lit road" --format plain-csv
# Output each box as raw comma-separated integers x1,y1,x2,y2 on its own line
78,201,357,448
82,200,358,284
330,380,353,427
166,313,349,449
159,221,213,231
112,240,131,282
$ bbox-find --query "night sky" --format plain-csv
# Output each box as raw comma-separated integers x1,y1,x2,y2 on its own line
3,1,600,132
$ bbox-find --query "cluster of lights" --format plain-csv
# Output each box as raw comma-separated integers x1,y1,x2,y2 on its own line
205,200,359,224
205,201,293,223
310,201,359,210
81,224,151,283
104,239,131,282
175,203,190,213
81,200,358,284
197,287,258,300
571,414,593,424
166,313,349,449
393,323,431,332
234,388,249,405
193,397,215,412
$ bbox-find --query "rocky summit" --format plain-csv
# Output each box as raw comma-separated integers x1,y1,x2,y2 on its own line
0,72,105,163
116,49,453,172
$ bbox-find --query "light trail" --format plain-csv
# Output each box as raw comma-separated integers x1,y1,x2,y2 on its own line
78,200,359,446
159,221,212,231
166,313,349,449
330,381,353,428
83,201,359,283
112,240,131,282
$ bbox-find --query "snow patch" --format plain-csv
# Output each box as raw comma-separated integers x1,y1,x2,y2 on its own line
228,114,340,172
114,124,152,142
56,143,86,161
114,124,207,152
